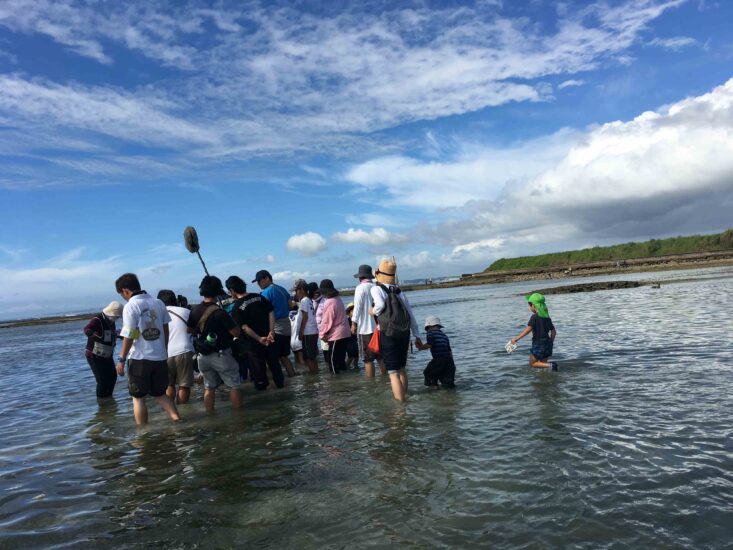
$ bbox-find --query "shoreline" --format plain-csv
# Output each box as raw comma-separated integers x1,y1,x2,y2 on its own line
3,256,731,329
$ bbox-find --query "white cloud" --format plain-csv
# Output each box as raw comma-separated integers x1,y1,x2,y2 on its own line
442,238,505,262
272,270,318,283
0,0,687,183
425,77,733,249
345,129,580,208
648,36,698,50
344,212,403,227
558,79,585,90
332,227,409,246
286,231,327,256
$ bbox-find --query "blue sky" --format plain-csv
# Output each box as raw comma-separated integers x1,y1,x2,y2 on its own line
1,0,732,319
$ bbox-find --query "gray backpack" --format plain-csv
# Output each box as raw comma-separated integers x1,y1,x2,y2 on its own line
375,283,410,338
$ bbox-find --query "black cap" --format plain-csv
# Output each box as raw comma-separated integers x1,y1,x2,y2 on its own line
353,264,374,279
252,269,272,283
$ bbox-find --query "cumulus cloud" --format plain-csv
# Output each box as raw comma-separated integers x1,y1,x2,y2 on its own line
332,227,409,246
443,238,505,263
424,77,733,250
345,129,580,208
286,232,327,256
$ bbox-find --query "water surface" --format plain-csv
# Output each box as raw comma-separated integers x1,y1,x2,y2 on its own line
1,268,732,548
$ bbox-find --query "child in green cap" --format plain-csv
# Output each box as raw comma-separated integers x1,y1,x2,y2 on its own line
511,293,558,371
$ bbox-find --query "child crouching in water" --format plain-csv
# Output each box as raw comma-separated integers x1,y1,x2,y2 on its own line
416,315,455,388
511,292,558,371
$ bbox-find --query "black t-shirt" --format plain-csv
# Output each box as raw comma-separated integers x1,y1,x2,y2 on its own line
188,302,236,349
231,294,273,339
528,314,555,344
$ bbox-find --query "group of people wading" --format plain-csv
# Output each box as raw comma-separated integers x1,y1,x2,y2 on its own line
84,258,458,425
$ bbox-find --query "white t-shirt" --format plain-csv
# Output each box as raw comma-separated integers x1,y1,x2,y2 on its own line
166,305,194,357
299,297,319,335
352,280,376,334
120,293,171,361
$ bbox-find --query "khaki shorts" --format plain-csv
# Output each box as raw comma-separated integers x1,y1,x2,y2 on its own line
359,333,381,362
167,351,194,388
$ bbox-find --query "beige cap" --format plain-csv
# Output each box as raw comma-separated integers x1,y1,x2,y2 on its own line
102,301,123,319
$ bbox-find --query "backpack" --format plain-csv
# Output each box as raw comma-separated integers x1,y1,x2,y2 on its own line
375,283,410,338
192,304,220,355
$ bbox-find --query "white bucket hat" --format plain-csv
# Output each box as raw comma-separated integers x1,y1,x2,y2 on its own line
102,301,123,319
424,315,442,329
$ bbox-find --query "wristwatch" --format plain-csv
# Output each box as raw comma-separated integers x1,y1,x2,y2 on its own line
117,356,127,364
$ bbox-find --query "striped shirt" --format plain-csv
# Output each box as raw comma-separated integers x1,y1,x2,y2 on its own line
426,329,452,359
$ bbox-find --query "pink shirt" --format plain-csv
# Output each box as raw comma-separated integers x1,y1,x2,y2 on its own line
318,297,351,342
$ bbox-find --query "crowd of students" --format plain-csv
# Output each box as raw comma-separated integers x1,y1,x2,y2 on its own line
84,258,558,425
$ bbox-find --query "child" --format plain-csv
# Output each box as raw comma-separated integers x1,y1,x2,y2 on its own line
345,303,360,370
511,293,558,371
416,315,455,388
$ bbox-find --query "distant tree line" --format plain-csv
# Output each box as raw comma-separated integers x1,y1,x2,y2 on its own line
486,229,733,272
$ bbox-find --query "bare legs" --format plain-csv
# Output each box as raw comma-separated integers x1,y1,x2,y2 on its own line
305,358,319,374
365,359,387,378
388,369,408,402
132,395,181,425
166,385,191,404
528,355,557,369
204,387,242,413
281,356,296,377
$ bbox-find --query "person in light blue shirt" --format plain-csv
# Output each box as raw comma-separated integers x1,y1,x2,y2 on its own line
253,269,296,377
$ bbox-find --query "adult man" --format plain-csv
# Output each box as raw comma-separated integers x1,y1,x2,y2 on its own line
226,275,284,390
253,270,296,378
188,276,242,412
83,301,122,398
351,264,386,377
114,273,180,425
157,289,194,404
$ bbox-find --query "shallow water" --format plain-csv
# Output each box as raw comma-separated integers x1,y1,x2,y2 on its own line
1,267,732,548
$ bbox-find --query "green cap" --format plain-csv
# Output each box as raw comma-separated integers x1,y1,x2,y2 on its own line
526,292,549,318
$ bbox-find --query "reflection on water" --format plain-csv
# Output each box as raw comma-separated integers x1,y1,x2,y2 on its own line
1,267,732,548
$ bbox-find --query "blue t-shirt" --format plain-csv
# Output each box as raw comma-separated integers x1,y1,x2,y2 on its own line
261,283,290,321
426,329,451,359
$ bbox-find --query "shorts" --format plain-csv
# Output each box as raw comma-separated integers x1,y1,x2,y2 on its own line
359,333,381,362
530,340,553,361
424,356,456,388
197,348,241,389
273,333,291,357
380,334,410,373
128,359,168,398
302,334,319,360
167,351,194,387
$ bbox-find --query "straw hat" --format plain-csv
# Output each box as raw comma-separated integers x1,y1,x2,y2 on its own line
375,258,397,285
102,301,123,319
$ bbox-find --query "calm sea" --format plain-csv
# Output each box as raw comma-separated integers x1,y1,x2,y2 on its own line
1,268,732,548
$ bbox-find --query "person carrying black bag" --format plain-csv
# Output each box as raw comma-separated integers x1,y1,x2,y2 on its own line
188,275,242,412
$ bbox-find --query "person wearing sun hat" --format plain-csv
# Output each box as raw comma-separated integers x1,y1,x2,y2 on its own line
511,292,558,371
369,258,422,401
416,315,456,388
83,301,124,399
351,263,386,377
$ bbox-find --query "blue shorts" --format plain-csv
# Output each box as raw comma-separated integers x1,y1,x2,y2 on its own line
530,341,553,361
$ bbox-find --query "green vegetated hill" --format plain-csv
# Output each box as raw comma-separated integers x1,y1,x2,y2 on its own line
486,229,733,272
